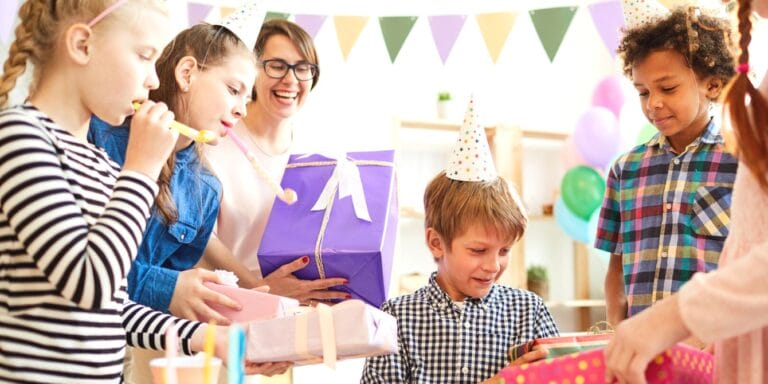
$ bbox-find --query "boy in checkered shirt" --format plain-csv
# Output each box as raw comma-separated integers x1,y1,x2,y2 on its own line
362,98,559,383
596,6,738,327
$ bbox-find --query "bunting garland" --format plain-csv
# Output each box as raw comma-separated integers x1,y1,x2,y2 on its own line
428,15,467,65
0,0,19,44
529,7,578,62
187,2,214,26
295,14,328,39
334,16,369,61
588,0,624,59
265,11,290,22
476,12,518,64
379,16,418,64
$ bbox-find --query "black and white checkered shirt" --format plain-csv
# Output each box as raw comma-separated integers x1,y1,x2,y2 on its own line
361,272,559,383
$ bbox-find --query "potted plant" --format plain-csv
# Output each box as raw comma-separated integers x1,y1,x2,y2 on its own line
436,91,451,119
526,265,549,301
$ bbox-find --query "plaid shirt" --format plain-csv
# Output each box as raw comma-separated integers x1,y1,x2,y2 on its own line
595,120,738,317
361,272,559,383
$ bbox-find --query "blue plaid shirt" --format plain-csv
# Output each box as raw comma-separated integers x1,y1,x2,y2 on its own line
361,272,559,383
595,119,737,316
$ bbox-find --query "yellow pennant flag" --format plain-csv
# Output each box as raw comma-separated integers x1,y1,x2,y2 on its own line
219,6,236,19
334,16,369,61
475,12,517,64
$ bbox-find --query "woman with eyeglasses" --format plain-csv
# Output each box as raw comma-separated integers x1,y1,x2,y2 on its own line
200,20,348,308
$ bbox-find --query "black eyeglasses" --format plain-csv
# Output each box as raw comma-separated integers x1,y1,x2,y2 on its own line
259,59,318,82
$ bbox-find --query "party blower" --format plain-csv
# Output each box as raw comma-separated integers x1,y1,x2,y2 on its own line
131,102,217,144
225,126,298,205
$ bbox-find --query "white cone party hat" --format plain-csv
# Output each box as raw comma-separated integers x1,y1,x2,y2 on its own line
215,0,266,49
622,0,670,29
446,96,497,182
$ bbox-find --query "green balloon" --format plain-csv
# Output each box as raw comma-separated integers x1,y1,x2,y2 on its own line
635,123,657,145
561,165,606,220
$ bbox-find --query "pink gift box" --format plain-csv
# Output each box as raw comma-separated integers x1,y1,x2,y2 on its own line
203,282,299,322
245,299,397,364
499,343,713,384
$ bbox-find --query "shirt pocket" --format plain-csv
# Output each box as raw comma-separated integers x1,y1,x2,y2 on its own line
167,220,197,244
690,185,732,238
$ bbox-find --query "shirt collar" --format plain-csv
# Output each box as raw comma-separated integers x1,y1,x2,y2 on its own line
647,117,723,150
425,271,497,312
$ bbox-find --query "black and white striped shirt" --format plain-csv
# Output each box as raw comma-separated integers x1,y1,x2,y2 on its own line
361,272,559,383
0,105,201,383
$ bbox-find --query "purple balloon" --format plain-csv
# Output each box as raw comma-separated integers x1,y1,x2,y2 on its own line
574,107,621,169
592,75,627,118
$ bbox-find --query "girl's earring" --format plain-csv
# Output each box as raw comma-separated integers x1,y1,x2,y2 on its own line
183,85,189,92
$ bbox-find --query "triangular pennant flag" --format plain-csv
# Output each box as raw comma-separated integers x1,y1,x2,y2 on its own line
187,2,213,26
446,96,497,182
428,15,467,65
475,12,517,64
334,16,369,61
295,14,328,39
0,0,20,44
588,1,624,59
379,16,418,64
265,11,290,22
220,7,236,19
529,6,578,62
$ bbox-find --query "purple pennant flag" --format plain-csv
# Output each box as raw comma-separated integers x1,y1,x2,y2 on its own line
295,14,328,39
588,0,624,59
428,15,466,65
0,0,20,44
187,2,213,26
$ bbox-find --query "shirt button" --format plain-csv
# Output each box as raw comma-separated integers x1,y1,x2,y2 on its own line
461,367,469,374
180,234,185,240
665,203,672,210
464,321,471,328
673,158,680,165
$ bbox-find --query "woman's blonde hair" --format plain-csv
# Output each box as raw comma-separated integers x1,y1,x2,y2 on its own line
722,0,768,192
150,23,254,224
0,0,166,107
423,173,527,252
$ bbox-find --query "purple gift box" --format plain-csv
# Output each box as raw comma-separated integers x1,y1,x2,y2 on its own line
258,150,398,308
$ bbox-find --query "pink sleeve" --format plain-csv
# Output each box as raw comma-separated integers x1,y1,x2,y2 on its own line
678,240,768,343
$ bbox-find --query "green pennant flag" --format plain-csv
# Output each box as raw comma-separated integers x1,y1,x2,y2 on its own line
265,11,290,22
529,6,578,62
379,16,418,63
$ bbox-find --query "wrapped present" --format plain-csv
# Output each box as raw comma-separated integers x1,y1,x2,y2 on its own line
245,299,397,366
203,282,299,323
499,343,713,384
258,151,398,308
510,333,613,360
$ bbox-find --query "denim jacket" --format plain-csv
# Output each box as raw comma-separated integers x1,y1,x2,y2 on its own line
88,116,222,312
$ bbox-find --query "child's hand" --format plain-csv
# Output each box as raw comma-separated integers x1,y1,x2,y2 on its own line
169,268,241,325
123,100,178,180
243,361,293,376
511,345,549,365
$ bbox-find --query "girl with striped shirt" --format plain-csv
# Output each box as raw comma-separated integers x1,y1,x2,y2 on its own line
0,1,261,382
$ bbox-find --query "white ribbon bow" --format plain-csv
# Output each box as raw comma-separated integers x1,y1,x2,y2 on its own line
301,152,372,222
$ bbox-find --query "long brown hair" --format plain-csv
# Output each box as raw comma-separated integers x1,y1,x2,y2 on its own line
722,0,768,192
0,0,165,107
150,23,253,223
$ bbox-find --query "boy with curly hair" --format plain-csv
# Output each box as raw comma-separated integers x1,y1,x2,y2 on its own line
595,3,739,326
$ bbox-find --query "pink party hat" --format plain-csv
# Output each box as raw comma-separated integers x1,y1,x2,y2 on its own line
621,0,669,29
446,96,497,182
215,0,266,49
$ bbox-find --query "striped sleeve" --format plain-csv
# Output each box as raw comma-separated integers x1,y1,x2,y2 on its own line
122,298,202,355
0,110,158,310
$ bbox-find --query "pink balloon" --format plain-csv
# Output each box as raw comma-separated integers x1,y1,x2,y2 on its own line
574,107,621,169
592,75,628,118
561,136,586,170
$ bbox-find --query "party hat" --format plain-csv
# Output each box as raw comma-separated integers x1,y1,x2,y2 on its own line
621,0,670,29
215,0,266,49
446,96,497,182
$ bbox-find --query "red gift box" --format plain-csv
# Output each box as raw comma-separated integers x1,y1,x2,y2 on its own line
499,343,713,384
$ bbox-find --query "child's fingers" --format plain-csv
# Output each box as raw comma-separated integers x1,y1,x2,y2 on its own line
202,287,241,311
308,277,347,291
